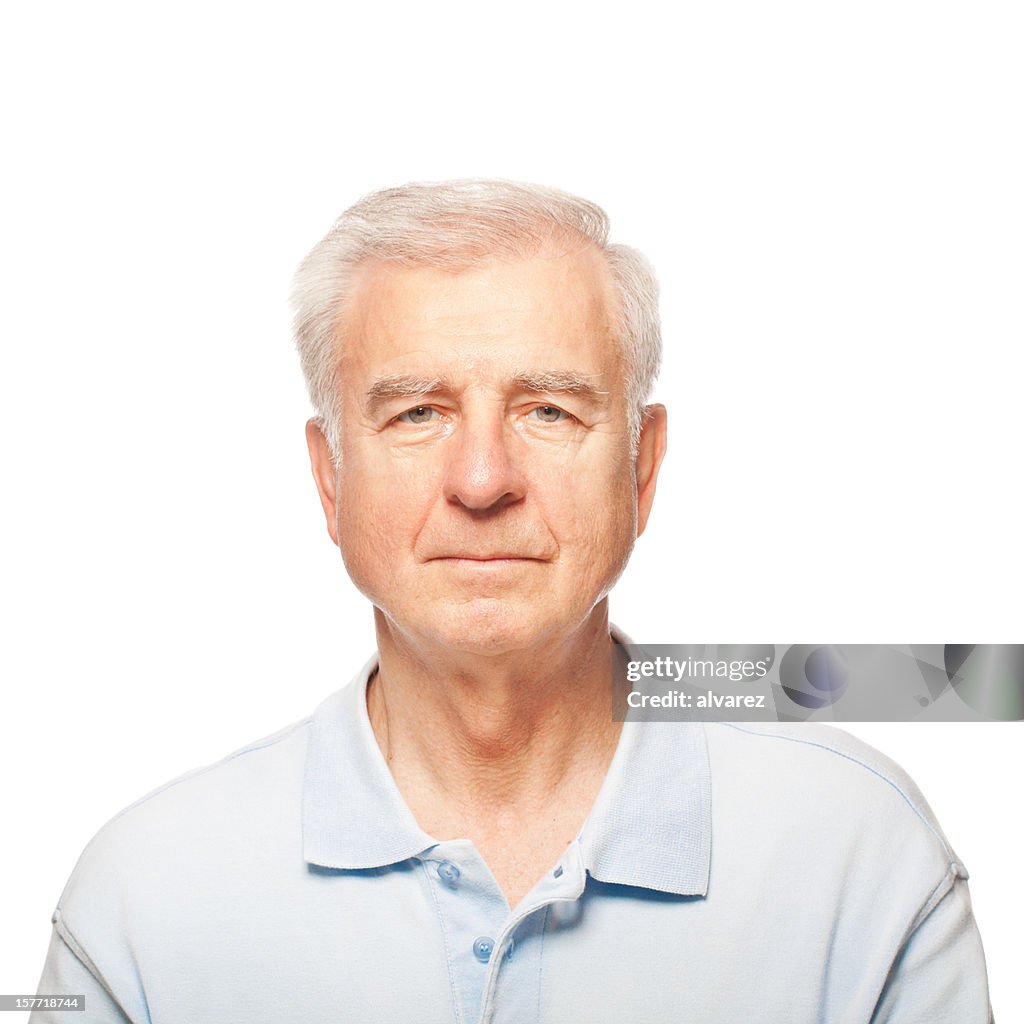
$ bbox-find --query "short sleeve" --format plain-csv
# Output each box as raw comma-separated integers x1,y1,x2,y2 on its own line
871,877,994,1024
29,920,135,1024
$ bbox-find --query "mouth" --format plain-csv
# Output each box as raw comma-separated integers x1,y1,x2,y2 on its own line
431,555,543,567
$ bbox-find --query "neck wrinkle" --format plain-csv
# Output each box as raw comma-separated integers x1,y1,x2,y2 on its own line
366,609,623,816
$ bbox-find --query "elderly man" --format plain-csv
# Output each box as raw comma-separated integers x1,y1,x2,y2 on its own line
32,181,992,1023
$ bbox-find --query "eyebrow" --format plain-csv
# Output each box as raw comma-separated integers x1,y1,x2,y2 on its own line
510,370,608,401
363,374,449,415
364,369,608,415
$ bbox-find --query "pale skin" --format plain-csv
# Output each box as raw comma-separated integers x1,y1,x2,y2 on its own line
306,244,668,909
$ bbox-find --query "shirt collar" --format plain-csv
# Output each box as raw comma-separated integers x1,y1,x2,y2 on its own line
302,628,712,897
303,651,436,869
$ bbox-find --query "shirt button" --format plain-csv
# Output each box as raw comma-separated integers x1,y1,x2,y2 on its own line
472,936,495,963
436,860,461,886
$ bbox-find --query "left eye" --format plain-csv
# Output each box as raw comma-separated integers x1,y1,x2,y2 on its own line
397,406,440,424
530,405,568,423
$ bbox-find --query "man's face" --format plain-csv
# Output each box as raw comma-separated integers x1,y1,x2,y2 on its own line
308,245,665,656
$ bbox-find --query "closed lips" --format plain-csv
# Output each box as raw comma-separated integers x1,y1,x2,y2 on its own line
440,554,537,560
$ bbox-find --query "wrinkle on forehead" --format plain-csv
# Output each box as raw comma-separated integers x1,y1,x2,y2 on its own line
338,246,623,362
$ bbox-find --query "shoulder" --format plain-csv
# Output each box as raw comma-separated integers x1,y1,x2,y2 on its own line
702,721,966,876
97,714,310,842
54,714,313,922
42,714,316,1017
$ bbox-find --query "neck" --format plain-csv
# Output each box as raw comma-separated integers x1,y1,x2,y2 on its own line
366,606,623,822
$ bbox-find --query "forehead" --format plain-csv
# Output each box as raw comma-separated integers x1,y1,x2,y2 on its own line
336,247,623,380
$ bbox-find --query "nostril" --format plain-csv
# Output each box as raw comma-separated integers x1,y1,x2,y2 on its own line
443,439,526,512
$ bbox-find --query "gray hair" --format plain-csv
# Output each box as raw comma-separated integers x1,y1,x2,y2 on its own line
291,179,661,460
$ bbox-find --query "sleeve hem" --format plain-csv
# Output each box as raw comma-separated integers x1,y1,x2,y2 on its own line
50,914,138,1023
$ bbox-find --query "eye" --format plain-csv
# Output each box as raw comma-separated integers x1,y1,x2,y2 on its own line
529,405,570,423
397,405,440,425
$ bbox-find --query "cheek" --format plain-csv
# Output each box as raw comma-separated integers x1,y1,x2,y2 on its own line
537,453,637,554
335,449,438,576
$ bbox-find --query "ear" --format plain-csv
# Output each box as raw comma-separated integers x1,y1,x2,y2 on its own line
305,419,340,546
635,404,667,538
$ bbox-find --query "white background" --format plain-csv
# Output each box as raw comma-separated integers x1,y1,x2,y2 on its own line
2,1,1021,1020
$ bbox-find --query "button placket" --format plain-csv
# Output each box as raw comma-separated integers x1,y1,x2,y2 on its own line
477,842,588,1024
419,841,513,1024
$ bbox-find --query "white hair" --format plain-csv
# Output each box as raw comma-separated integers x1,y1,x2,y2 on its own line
291,179,661,460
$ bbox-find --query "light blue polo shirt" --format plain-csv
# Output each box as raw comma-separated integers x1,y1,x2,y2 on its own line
32,642,993,1023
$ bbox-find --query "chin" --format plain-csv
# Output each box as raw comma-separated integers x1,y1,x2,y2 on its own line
413,599,565,658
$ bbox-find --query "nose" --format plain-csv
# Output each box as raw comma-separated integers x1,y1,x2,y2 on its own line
443,407,526,512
